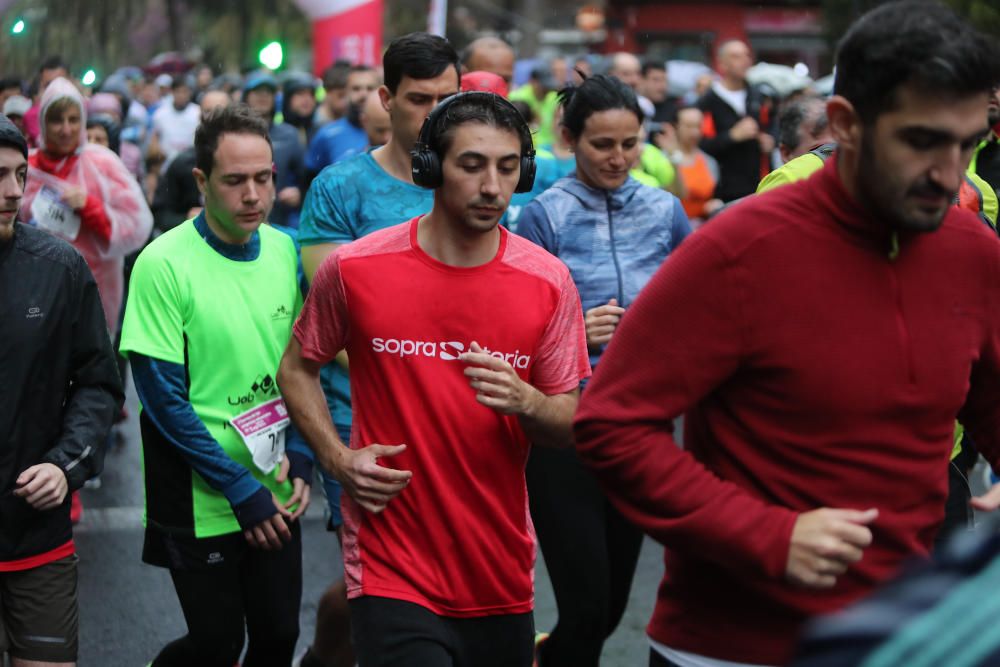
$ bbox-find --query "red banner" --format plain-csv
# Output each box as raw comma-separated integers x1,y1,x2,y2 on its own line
309,0,383,74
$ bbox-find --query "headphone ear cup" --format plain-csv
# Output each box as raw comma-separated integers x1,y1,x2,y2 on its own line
411,148,443,189
423,152,442,189
516,155,536,193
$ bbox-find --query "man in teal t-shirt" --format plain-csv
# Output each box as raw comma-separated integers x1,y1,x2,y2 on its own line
120,104,312,666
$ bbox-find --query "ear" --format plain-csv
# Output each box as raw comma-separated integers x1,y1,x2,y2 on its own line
192,167,208,197
561,125,576,152
826,95,861,154
378,85,392,113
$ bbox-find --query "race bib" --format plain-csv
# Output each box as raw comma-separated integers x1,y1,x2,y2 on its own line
230,397,290,475
31,185,81,241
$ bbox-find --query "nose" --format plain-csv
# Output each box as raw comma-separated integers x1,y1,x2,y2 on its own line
480,165,501,197
243,179,262,204
929,144,964,194
609,144,627,168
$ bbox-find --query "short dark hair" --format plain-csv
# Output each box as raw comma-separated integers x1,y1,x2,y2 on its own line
427,93,531,159
194,103,272,177
834,0,1000,124
348,64,376,79
322,60,351,91
778,98,825,151
171,75,190,91
0,77,22,92
383,32,460,95
641,60,665,77
39,56,67,74
509,100,534,126
558,74,643,138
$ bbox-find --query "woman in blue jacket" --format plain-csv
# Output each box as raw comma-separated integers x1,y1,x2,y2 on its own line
518,74,690,667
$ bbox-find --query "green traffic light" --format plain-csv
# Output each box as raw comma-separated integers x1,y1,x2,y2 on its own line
11,19,25,34
259,41,283,70
82,70,97,86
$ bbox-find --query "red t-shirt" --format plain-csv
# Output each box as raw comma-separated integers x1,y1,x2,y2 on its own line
294,218,590,617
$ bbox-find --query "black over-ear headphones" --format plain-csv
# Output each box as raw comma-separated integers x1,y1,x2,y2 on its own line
410,91,536,193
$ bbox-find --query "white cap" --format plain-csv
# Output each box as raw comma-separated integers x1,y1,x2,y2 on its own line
2,95,31,118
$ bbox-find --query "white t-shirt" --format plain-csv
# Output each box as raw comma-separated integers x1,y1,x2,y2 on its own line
152,102,200,171
711,80,748,116
650,639,776,667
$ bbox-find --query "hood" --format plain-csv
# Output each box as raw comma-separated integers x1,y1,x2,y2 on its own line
88,92,123,121
281,73,317,129
550,173,644,212
39,77,87,154
98,74,133,106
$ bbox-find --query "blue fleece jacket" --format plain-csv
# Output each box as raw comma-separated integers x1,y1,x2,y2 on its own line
517,175,691,369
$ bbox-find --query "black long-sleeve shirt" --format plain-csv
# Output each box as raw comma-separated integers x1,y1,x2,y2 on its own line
0,223,124,561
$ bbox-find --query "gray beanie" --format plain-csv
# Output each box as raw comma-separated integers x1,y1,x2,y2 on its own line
0,114,27,158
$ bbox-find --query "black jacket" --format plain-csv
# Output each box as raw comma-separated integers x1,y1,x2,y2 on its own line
697,84,774,202
0,223,124,561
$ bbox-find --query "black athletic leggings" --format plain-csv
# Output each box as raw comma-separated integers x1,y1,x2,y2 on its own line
526,446,644,667
152,523,302,667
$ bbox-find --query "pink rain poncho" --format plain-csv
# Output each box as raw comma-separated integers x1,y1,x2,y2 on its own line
19,78,153,329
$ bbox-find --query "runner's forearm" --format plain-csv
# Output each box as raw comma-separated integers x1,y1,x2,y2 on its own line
277,343,349,476
518,389,579,449
130,353,264,505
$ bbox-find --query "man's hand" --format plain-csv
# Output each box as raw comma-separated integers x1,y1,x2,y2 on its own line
585,299,626,350
460,341,541,416
14,463,70,511
243,495,293,550
277,186,302,208
758,132,775,154
328,444,411,514
786,508,878,589
971,482,1000,511
729,117,759,143
275,456,311,521
61,187,88,211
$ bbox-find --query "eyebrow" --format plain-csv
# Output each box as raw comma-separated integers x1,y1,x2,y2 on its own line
897,124,990,145
457,151,520,161
220,169,273,179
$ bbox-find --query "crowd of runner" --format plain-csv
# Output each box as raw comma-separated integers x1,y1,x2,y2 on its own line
4,0,1000,665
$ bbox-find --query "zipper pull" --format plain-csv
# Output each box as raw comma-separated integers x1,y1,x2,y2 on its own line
888,231,900,261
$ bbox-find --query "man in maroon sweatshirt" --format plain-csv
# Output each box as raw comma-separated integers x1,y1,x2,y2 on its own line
573,3,1000,666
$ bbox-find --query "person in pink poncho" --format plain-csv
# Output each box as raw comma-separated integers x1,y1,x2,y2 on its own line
19,77,152,330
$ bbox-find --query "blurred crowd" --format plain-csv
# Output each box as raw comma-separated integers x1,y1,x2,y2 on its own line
0,40,838,238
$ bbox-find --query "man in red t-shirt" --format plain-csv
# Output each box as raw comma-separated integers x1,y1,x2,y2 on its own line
279,92,590,666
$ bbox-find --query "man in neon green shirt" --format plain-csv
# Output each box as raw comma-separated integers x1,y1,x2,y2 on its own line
120,104,312,666
510,65,560,147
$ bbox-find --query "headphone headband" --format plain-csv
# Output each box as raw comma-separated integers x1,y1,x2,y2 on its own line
411,91,537,193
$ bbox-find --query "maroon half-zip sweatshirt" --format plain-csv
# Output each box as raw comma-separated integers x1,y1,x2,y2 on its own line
574,156,1000,665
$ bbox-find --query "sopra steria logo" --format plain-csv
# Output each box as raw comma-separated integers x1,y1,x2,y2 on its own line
371,338,531,369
